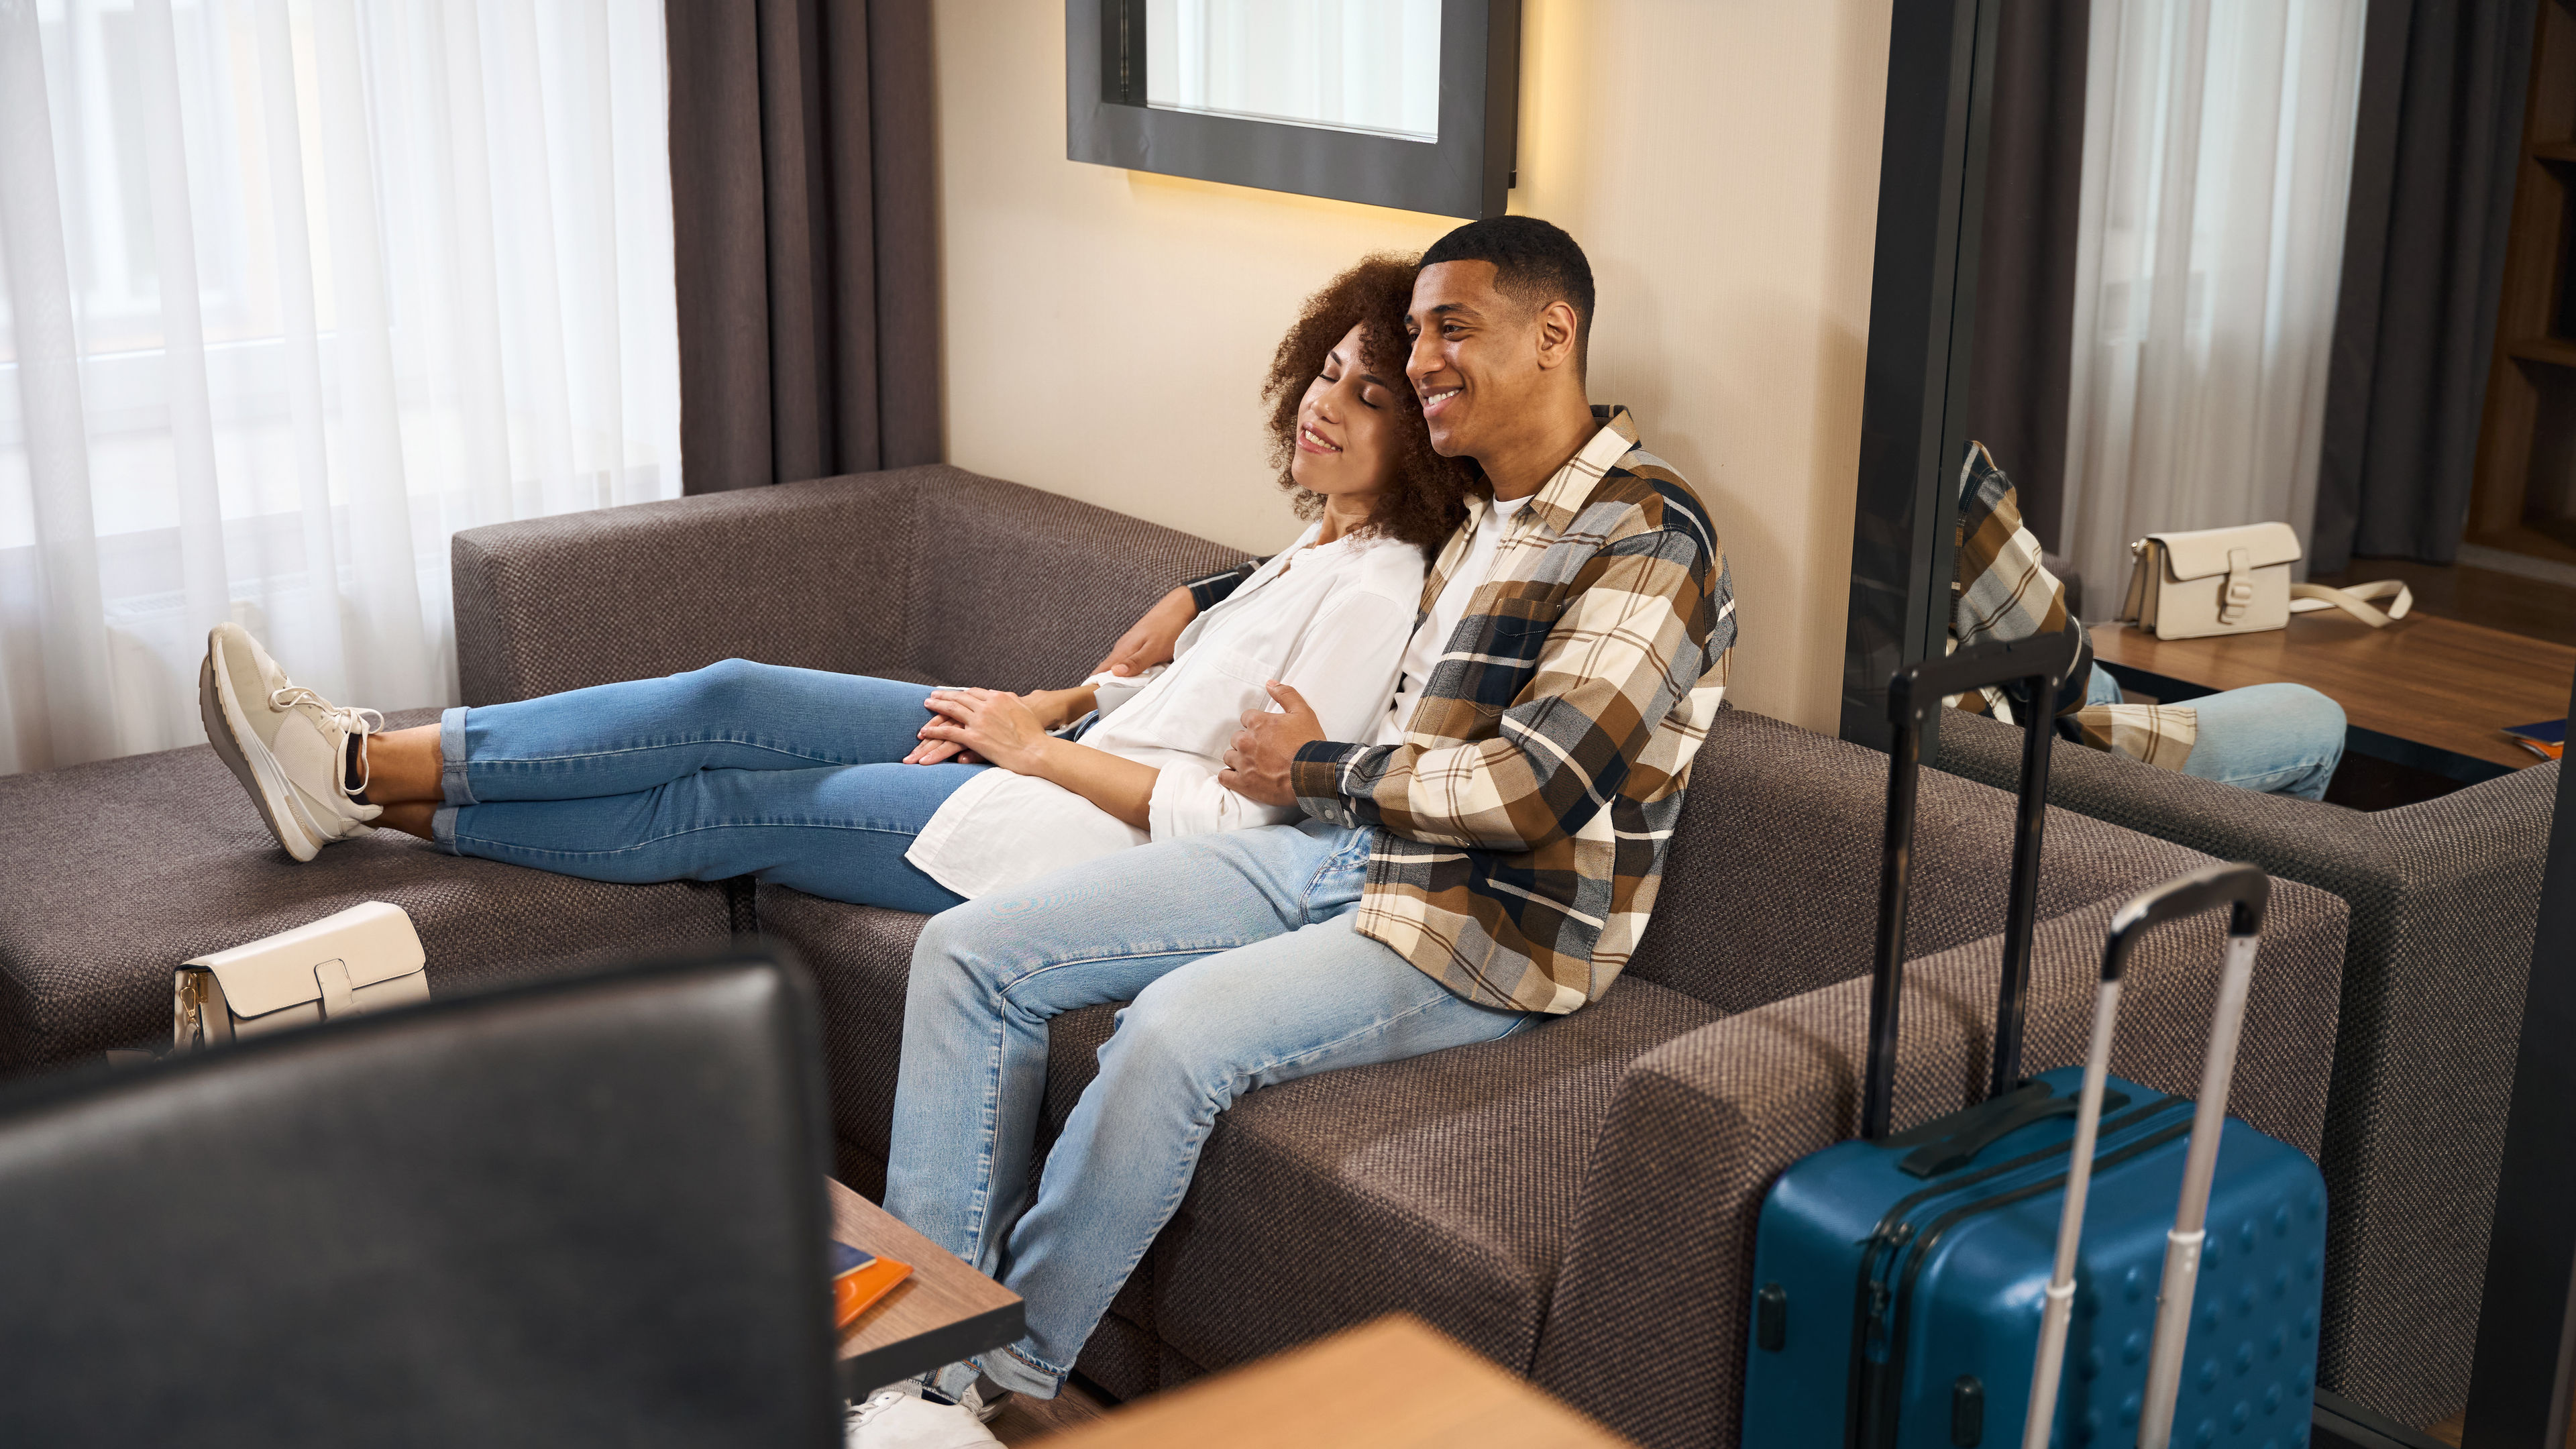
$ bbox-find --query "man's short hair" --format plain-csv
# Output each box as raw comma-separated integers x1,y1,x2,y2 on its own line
1419,216,1595,368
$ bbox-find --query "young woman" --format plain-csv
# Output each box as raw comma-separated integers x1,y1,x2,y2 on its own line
197,258,1473,912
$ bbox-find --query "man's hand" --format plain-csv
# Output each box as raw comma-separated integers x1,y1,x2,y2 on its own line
1093,587,1197,678
1218,682,1326,807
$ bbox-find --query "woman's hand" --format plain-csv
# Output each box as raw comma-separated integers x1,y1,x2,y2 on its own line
916,688,1054,775
1092,587,1197,678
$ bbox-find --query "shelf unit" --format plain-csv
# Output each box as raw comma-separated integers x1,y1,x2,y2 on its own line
2469,0,2576,566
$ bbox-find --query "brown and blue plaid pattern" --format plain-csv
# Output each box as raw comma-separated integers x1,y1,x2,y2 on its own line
1290,409,1735,1014
1949,442,2196,769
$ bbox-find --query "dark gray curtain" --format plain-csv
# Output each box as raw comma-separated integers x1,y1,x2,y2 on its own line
1963,0,2091,556
666,0,940,494
2309,0,2538,572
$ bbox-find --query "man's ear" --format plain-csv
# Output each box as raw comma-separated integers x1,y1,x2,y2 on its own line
1532,299,1582,372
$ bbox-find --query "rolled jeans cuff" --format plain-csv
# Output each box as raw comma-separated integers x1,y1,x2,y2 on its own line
438,706,476,806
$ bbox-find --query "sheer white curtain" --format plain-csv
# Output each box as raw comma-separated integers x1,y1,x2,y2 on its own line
0,0,680,776
2060,0,2366,612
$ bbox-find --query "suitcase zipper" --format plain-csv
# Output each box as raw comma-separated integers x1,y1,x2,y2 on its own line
1864,1116,2197,1448
1841,1095,2188,1449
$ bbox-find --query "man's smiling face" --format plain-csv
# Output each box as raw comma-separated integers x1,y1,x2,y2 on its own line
1404,260,1536,460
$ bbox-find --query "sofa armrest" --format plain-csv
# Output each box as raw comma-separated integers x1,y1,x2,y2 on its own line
1531,883,2348,1449
451,470,940,704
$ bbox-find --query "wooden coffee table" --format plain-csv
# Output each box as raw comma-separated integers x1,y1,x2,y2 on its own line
1030,1315,1632,1447
827,1178,1024,1399
2090,612,2575,785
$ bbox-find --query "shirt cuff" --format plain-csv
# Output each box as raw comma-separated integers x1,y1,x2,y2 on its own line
1291,741,1366,825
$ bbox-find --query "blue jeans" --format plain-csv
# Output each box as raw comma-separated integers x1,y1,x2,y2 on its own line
2083,665,2345,802
882,820,1535,1399
429,659,979,912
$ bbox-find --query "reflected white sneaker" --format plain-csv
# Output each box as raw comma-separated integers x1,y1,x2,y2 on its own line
198,623,384,861
843,1387,1003,1448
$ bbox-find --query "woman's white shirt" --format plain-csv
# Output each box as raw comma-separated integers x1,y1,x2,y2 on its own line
904,522,1425,900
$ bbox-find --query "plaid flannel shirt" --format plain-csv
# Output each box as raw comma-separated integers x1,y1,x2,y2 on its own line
1280,409,1735,1015
1951,443,2196,769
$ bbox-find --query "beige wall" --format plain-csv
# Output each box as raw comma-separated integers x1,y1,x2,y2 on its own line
932,1,1890,731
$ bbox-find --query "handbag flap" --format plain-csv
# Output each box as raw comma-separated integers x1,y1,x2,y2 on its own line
2147,522,2302,582
182,902,426,1019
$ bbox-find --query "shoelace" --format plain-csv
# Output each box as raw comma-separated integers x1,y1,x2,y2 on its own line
269,686,385,800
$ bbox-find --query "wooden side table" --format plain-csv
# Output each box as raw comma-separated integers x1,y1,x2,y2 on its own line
1030,1315,1633,1448
2089,612,2575,785
827,1178,1023,1398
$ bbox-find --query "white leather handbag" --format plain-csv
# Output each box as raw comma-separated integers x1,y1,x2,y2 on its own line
173,901,431,1050
2118,523,2412,640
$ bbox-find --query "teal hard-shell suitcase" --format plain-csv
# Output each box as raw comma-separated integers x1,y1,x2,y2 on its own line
1737,641,2326,1448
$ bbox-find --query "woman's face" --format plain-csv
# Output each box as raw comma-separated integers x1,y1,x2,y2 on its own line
1290,323,1405,506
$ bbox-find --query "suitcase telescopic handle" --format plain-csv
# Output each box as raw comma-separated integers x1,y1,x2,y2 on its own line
1862,630,2079,1140
2021,863,2272,1449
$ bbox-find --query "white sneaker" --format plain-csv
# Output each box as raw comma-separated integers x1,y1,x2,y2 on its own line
199,623,384,861
843,1387,1004,1448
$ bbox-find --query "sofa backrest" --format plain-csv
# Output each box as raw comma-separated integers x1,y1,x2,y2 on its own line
905,473,1253,692
1625,709,2217,1016
452,472,932,703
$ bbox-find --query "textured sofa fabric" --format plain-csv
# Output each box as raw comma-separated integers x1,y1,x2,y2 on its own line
1937,708,2553,1429
453,464,1253,706
0,708,731,1073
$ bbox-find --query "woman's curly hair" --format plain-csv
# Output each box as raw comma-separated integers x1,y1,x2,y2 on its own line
1263,255,1481,553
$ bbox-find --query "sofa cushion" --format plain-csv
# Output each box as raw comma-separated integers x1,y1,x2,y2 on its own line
0,710,731,1074
908,474,1252,692
1142,977,1722,1379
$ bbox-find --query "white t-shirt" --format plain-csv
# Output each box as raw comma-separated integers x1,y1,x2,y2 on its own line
1373,492,1535,747
904,522,1426,900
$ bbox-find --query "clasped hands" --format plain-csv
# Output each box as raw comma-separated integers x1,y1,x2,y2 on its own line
904,678,1324,808
906,687,1087,772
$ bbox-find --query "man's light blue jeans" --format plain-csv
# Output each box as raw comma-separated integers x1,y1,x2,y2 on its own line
882,819,1534,1400
2083,665,2345,801
429,658,979,912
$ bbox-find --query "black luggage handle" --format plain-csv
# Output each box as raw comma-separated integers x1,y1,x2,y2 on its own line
1862,631,2080,1141
2101,862,2271,981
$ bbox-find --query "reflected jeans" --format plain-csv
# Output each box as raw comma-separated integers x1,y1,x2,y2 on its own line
2084,664,2345,802
882,819,1534,1399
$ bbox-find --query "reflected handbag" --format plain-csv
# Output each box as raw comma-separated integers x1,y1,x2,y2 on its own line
2118,523,2412,639
173,901,431,1051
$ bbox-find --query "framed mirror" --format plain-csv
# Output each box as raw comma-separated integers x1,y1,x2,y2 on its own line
1065,0,1521,220
1849,3,2576,1445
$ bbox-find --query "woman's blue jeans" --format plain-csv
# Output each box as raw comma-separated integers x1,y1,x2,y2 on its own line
2083,664,2346,802
429,659,980,912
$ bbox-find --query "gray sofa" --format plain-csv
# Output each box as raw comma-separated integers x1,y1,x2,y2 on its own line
1937,708,2556,1431
0,466,2353,1448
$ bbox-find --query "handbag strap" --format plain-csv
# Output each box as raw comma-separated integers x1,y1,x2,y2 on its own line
2290,578,2412,629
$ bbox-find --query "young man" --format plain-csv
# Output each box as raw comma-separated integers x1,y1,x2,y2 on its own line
854,217,1736,1447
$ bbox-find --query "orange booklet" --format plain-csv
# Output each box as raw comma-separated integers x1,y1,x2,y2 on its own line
832,1241,913,1330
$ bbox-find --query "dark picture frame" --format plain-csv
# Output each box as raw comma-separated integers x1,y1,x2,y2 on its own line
1855,4,2573,1444
1064,0,1521,221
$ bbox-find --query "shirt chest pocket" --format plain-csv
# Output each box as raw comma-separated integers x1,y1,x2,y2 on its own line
1450,592,1568,709
1116,645,1277,754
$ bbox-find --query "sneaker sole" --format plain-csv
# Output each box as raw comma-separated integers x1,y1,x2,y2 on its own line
199,640,323,863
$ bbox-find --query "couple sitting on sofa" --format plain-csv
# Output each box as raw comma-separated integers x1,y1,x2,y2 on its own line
193,213,2341,1444
203,216,1733,1444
